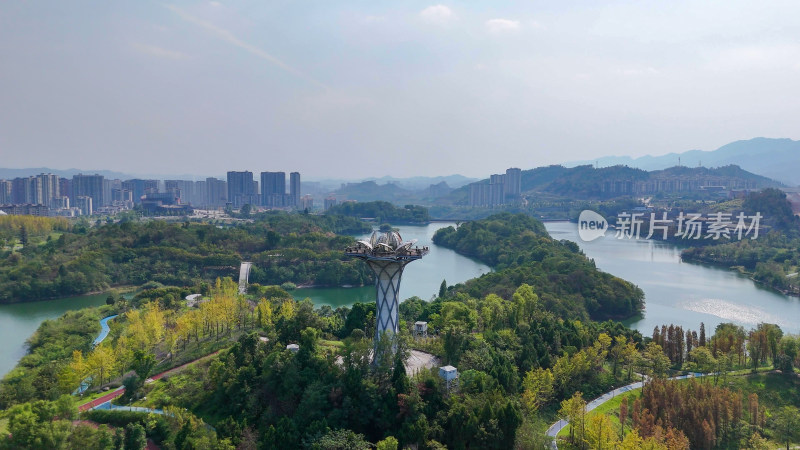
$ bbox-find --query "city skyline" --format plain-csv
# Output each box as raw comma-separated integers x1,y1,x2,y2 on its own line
2,2,800,178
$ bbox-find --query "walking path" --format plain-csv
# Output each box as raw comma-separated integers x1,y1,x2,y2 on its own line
93,315,118,346
545,373,704,448
78,350,223,412
75,315,119,395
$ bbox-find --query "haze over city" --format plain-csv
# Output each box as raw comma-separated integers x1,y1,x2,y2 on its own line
2,1,800,178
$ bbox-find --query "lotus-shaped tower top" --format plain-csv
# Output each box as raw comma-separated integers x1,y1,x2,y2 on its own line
345,230,429,260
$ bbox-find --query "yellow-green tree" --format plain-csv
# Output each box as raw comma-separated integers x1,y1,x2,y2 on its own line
57,350,87,393
175,313,193,350
87,345,117,386
479,294,507,331
256,298,273,329
521,367,554,413
280,299,296,321
586,414,618,450
512,283,540,324
114,335,134,373
125,309,149,350
142,301,166,346
559,392,587,448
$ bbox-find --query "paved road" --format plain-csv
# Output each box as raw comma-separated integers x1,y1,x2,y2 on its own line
545,373,704,449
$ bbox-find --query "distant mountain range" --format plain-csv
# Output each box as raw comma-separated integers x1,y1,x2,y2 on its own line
568,137,800,186
308,174,477,191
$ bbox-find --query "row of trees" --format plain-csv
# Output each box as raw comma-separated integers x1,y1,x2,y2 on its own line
652,321,800,375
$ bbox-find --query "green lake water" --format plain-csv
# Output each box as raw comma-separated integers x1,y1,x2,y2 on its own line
545,221,800,335
292,222,491,307
0,293,109,377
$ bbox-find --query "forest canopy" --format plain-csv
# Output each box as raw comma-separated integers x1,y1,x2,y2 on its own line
433,213,644,320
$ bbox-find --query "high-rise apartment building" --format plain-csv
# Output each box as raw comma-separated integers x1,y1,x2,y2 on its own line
10,177,40,204
504,168,522,202
59,178,72,201
0,180,11,204
468,168,520,207
37,173,60,208
227,171,258,207
260,172,288,207
192,180,207,206
205,177,228,207
72,174,105,207
290,172,301,208
489,174,505,207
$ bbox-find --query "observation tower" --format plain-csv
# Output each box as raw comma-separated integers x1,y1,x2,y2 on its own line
345,231,429,355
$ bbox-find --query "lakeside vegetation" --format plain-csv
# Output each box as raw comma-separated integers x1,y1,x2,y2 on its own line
681,189,800,295
325,201,430,224
433,213,645,320
0,307,108,408
0,213,373,304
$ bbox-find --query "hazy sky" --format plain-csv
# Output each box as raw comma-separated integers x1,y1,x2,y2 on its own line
2,1,799,178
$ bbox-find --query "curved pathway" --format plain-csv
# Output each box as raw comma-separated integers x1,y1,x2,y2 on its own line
93,315,118,346
546,373,705,448
76,315,119,395
78,350,223,412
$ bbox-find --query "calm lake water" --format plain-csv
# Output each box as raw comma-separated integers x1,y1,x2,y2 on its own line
544,221,800,335
0,293,109,377
292,223,492,307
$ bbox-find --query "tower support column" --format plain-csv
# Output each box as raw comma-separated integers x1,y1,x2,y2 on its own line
367,260,408,351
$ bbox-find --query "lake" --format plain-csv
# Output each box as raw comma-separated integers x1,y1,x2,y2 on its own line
292,222,492,307
0,293,109,377
544,221,800,335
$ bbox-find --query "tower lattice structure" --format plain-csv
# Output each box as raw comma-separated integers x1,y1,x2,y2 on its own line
345,231,428,357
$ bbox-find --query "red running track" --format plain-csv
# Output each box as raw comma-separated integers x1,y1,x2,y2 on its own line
77,350,222,412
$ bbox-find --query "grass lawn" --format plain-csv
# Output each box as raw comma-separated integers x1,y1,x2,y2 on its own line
557,388,641,437
726,371,800,409
77,390,116,405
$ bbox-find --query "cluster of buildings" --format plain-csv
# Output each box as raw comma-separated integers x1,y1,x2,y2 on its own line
0,170,310,217
0,173,114,217
225,171,301,208
599,173,766,197
468,168,522,207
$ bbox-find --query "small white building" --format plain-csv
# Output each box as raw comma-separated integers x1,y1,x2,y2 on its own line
414,321,428,338
287,343,299,353
439,365,459,393
439,365,458,382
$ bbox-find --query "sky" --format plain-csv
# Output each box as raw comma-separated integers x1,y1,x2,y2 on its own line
1,1,799,179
